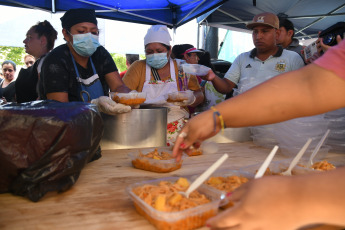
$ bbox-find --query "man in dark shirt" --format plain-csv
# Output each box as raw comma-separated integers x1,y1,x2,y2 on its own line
277,18,305,62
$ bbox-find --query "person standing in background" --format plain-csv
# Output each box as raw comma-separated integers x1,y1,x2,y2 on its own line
0,60,16,102
120,54,140,78
23,54,36,68
277,18,305,62
16,20,58,103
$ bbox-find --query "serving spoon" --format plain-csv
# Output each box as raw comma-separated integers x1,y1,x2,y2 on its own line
180,153,228,198
307,129,330,167
254,145,279,179
281,138,312,176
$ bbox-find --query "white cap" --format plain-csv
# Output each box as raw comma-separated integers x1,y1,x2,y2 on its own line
144,25,172,46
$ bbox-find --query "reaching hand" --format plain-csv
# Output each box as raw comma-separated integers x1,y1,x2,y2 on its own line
91,96,131,115
206,176,309,230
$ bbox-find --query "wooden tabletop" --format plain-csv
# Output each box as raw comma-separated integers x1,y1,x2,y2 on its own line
0,141,344,230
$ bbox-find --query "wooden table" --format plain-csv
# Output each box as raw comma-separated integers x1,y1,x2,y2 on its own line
0,142,344,230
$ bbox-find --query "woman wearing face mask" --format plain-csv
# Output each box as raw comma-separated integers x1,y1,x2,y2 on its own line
0,60,16,102
122,25,204,145
40,8,130,102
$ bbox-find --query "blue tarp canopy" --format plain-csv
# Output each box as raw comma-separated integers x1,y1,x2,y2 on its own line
0,0,226,28
198,0,345,39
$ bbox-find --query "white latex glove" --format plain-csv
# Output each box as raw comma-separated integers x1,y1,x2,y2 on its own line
91,96,131,115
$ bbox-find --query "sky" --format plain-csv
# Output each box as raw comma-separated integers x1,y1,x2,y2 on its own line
0,5,202,55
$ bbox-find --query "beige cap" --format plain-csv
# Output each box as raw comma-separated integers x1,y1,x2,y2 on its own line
246,12,279,30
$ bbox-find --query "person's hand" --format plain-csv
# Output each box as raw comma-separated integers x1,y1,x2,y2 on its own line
0,97,7,105
172,110,218,162
200,69,216,81
317,35,342,54
91,96,131,115
206,176,309,230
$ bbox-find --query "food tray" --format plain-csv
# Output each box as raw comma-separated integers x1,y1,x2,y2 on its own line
126,177,221,230
167,91,190,103
128,148,183,173
195,169,253,208
110,92,146,106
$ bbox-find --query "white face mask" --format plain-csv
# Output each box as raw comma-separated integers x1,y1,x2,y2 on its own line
69,32,100,57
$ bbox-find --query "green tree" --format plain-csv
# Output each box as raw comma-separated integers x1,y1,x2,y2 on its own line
0,46,26,66
110,53,126,73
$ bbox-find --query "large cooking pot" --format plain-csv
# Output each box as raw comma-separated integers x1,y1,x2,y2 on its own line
100,106,168,150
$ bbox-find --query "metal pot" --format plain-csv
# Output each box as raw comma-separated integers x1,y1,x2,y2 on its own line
100,106,167,150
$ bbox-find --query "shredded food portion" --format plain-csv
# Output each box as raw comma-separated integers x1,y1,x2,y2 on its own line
205,175,249,193
139,148,174,160
112,95,146,105
133,178,211,212
132,148,182,172
312,160,336,171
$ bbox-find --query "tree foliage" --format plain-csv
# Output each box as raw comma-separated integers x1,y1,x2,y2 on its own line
0,46,26,66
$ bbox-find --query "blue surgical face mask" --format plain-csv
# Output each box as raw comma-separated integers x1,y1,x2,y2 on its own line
146,53,168,69
69,32,100,57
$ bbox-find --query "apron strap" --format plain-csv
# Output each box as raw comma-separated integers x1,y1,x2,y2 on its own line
151,68,160,81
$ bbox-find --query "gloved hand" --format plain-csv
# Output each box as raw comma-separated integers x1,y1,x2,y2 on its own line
91,96,131,115
168,90,196,106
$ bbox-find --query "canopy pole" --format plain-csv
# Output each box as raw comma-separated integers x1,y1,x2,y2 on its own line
52,0,55,13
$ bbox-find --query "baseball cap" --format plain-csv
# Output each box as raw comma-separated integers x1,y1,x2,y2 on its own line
246,12,279,30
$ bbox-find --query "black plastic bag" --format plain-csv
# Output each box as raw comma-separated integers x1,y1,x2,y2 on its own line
0,100,103,201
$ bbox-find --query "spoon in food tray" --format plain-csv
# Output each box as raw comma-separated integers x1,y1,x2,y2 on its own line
281,138,312,176
307,129,330,168
180,153,229,198
255,145,279,179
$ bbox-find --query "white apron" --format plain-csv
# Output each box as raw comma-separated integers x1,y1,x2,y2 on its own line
142,59,188,146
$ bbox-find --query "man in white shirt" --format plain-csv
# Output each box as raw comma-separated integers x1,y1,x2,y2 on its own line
204,12,305,95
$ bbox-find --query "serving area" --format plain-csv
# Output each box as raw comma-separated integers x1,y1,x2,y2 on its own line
0,141,344,230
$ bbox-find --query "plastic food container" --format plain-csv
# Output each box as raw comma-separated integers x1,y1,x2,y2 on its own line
240,161,314,176
110,92,146,106
167,91,190,103
128,148,183,173
196,169,253,208
126,177,221,230
182,64,210,76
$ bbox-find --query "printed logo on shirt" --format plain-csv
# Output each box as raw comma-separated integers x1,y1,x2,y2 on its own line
275,60,286,72
245,64,252,68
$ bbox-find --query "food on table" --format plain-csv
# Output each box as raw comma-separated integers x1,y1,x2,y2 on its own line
311,160,336,171
129,148,183,173
186,146,202,156
133,178,211,212
205,175,249,208
129,177,219,230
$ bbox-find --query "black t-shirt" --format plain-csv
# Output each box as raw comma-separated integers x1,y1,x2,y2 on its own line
40,44,118,102
0,81,16,102
15,61,39,103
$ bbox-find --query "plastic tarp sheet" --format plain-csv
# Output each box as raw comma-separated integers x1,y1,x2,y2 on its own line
0,0,226,28
198,0,345,38
0,100,103,201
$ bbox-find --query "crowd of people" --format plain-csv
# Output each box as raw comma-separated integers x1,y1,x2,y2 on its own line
1,7,344,229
